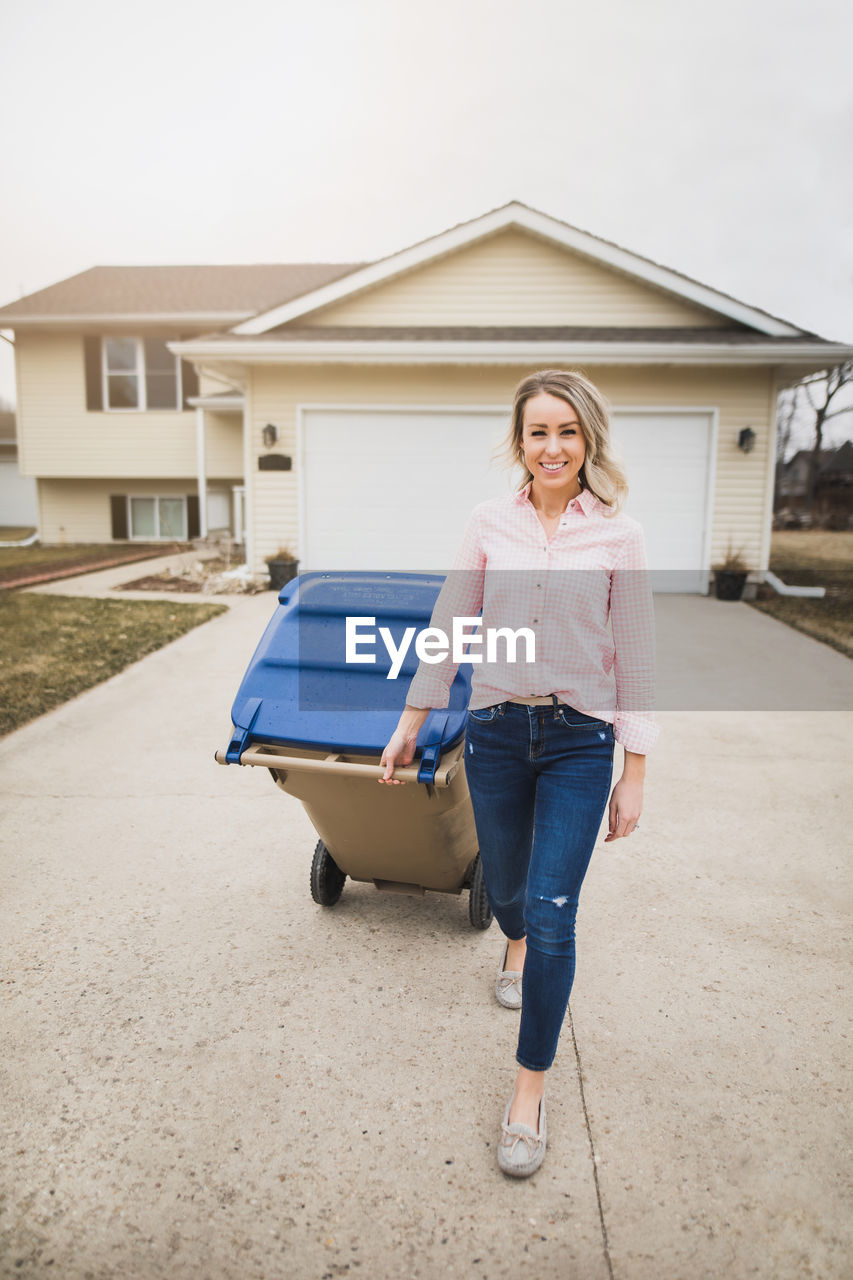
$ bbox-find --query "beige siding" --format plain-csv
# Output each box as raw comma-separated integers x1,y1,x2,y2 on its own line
36,477,208,543
296,230,731,329
246,363,775,576
204,410,243,477
16,332,206,478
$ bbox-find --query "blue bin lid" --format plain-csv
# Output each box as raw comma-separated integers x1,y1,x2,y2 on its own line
227,572,472,768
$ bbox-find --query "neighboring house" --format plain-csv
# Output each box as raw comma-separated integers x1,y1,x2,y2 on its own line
2,201,851,588
777,441,853,519
0,409,38,528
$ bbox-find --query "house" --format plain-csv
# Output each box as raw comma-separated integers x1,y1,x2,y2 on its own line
0,409,38,528
777,441,853,523
2,201,851,588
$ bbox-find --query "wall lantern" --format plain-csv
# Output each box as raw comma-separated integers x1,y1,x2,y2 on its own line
738,427,757,453
262,423,279,448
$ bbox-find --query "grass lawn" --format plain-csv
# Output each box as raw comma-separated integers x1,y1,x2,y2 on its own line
0,593,227,736
0,541,185,586
749,530,853,660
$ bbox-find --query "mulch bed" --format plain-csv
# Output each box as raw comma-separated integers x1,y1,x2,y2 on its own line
118,573,205,593
0,546,184,591
116,559,254,594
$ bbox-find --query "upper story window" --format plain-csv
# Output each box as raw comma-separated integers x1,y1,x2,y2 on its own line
102,337,183,411
83,335,198,412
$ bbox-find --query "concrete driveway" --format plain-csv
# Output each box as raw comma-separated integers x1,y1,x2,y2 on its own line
1,593,851,1279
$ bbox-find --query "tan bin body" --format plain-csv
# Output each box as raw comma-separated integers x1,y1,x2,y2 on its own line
221,739,479,896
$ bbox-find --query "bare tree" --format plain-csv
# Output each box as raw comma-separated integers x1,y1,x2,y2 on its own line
798,362,853,511
775,385,800,461
774,385,799,510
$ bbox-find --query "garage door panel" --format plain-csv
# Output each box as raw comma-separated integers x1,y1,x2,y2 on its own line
302,410,511,570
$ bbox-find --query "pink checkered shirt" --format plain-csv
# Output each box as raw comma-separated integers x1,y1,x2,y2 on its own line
406,484,659,754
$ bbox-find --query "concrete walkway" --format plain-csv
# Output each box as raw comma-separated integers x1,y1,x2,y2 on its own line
1,596,851,1278
23,549,248,605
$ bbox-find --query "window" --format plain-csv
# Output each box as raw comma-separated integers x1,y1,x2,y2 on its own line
128,496,187,540
102,338,183,411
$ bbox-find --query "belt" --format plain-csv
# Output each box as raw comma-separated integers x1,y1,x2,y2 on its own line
509,695,562,706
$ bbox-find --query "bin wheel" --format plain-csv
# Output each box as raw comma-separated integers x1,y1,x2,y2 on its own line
467,854,493,931
310,840,346,906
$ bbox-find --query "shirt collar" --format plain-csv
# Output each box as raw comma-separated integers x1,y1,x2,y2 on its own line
514,482,600,518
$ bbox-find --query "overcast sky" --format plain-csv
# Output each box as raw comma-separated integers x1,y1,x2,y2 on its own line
2,0,852,445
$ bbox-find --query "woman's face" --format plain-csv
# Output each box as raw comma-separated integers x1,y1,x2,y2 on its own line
521,392,587,501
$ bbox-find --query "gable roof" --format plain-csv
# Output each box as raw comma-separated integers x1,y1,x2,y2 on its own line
0,263,364,326
3,201,849,372
231,201,804,339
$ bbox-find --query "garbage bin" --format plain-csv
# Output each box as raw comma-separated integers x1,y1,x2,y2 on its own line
216,571,492,929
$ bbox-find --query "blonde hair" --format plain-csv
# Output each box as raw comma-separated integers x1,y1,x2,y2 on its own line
502,369,628,513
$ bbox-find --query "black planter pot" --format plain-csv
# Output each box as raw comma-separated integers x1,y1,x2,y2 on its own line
714,569,748,601
266,558,299,592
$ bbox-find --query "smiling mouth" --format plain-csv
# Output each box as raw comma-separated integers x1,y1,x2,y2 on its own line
540,462,568,472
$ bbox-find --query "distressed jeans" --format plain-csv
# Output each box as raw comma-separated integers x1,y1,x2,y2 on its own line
464,700,614,1071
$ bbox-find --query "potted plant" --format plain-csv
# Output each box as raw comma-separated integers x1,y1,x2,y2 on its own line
264,546,299,592
713,545,749,601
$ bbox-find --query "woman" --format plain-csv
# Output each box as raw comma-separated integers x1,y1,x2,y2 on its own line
379,369,657,1178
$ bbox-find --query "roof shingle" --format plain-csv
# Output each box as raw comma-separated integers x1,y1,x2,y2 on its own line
0,263,365,320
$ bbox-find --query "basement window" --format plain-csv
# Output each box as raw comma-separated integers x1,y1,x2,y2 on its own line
128,495,187,540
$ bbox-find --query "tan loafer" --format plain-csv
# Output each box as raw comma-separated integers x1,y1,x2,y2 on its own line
498,1094,547,1178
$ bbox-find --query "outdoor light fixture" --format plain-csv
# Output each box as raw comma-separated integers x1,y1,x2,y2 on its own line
738,427,757,453
262,423,278,448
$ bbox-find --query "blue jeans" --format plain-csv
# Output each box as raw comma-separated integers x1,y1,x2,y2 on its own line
464,701,614,1072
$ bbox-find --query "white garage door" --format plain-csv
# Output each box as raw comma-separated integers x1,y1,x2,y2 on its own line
611,410,714,591
300,406,712,589
301,408,513,571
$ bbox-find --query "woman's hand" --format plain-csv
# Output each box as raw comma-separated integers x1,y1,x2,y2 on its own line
379,727,418,785
605,749,645,841
379,705,431,785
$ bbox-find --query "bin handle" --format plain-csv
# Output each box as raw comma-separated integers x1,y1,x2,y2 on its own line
417,711,450,785
214,746,460,787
